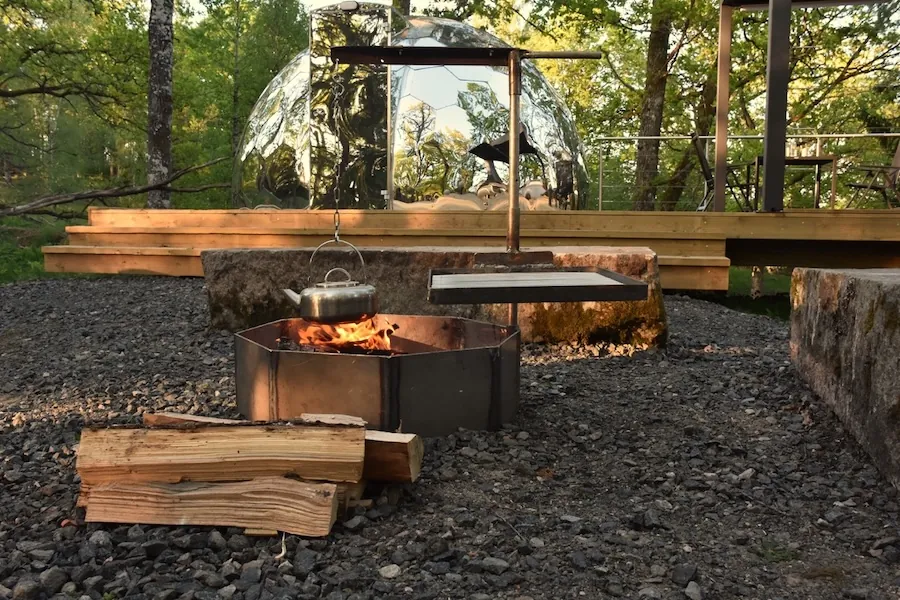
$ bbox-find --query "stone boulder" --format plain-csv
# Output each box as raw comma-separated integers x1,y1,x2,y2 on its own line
790,268,900,489
201,246,667,346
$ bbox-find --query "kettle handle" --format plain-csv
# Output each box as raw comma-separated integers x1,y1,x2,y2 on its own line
308,238,368,285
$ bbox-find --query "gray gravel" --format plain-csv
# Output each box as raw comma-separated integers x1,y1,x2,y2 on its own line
2,277,900,600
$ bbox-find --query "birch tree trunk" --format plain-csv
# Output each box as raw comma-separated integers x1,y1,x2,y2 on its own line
147,0,174,209
631,0,672,211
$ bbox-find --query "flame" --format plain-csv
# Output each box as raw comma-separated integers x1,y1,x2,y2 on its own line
295,317,396,352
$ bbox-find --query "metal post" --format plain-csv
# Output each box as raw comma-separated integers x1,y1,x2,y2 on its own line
507,50,521,254
762,0,791,212
714,5,732,212
385,7,394,209
598,148,604,210
507,50,522,327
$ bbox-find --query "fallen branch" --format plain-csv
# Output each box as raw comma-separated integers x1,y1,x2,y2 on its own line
0,157,228,217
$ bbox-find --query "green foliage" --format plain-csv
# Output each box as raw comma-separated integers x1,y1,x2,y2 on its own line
465,0,900,210
0,217,70,283
1,0,898,218
0,0,310,213
729,267,792,297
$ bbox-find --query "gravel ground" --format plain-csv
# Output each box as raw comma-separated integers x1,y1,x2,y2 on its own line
2,277,899,600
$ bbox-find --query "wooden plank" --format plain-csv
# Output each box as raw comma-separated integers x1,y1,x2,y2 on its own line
76,424,365,486
42,247,725,290
63,232,724,257
42,250,202,277
363,431,424,483
83,477,338,537
140,412,423,483
657,255,731,267
659,265,730,291
81,208,900,241
65,225,725,240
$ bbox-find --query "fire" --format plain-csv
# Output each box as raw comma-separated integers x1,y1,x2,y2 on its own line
295,317,396,353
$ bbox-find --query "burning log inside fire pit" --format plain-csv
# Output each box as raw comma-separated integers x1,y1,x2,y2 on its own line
275,316,401,356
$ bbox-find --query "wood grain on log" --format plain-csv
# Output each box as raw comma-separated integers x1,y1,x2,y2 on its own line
77,424,365,485
84,477,337,537
140,412,423,483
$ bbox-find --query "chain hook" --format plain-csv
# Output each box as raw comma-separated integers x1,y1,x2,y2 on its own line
331,69,344,242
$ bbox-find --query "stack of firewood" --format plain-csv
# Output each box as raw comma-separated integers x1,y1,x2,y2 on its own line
74,412,423,537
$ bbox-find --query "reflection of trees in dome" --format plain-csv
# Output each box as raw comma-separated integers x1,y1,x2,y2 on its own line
236,11,589,209
307,7,388,208
251,144,309,208
458,83,508,146
394,102,436,198
394,103,478,201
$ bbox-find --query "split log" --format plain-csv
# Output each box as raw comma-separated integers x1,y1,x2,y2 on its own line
300,413,367,427
84,477,337,537
244,528,279,537
337,481,366,511
76,424,365,486
80,480,370,514
141,412,238,426
363,431,424,483
140,412,423,483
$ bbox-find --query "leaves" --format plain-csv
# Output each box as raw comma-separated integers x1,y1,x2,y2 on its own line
0,0,898,213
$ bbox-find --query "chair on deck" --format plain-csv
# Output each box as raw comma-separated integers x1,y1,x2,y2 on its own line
847,142,900,208
691,133,754,212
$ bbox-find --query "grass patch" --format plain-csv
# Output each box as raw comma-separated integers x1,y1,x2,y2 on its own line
754,539,801,563
679,267,793,320
0,216,78,284
729,267,792,296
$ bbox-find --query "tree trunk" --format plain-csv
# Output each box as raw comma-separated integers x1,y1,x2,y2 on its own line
230,0,243,207
392,0,411,16
631,0,672,211
750,266,764,299
659,69,718,210
147,0,174,209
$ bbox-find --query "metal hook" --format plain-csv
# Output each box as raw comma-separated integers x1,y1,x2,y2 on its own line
307,238,368,286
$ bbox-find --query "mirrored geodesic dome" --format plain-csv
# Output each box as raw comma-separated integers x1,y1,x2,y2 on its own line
233,2,589,211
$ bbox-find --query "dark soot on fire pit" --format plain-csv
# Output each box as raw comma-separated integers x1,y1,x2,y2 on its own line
275,338,402,357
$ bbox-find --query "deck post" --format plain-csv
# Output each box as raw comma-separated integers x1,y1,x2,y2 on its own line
714,4,733,212
761,0,791,212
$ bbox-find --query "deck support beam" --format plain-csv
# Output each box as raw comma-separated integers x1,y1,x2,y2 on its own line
761,0,792,212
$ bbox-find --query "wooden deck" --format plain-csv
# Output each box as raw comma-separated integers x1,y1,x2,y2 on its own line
43,208,900,291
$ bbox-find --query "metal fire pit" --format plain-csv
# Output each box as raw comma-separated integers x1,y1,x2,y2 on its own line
235,315,519,437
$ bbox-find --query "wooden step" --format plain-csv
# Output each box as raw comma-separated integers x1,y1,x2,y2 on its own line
43,245,730,291
64,226,725,257
657,255,730,291
82,207,900,241
42,246,203,276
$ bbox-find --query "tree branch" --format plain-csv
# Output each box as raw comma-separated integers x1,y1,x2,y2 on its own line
0,157,228,217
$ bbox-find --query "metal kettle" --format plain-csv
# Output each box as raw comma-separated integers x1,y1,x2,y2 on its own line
283,239,378,324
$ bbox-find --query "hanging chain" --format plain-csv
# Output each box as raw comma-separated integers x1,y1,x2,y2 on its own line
331,69,345,242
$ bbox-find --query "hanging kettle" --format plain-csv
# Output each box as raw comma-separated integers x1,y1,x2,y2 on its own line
282,239,378,324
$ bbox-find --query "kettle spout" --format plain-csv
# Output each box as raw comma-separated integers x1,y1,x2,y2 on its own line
282,288,303,308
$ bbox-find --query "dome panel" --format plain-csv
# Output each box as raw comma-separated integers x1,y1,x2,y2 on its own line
235,3,588,210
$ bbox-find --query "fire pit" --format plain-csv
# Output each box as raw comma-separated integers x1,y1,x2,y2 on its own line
235,314,519,437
